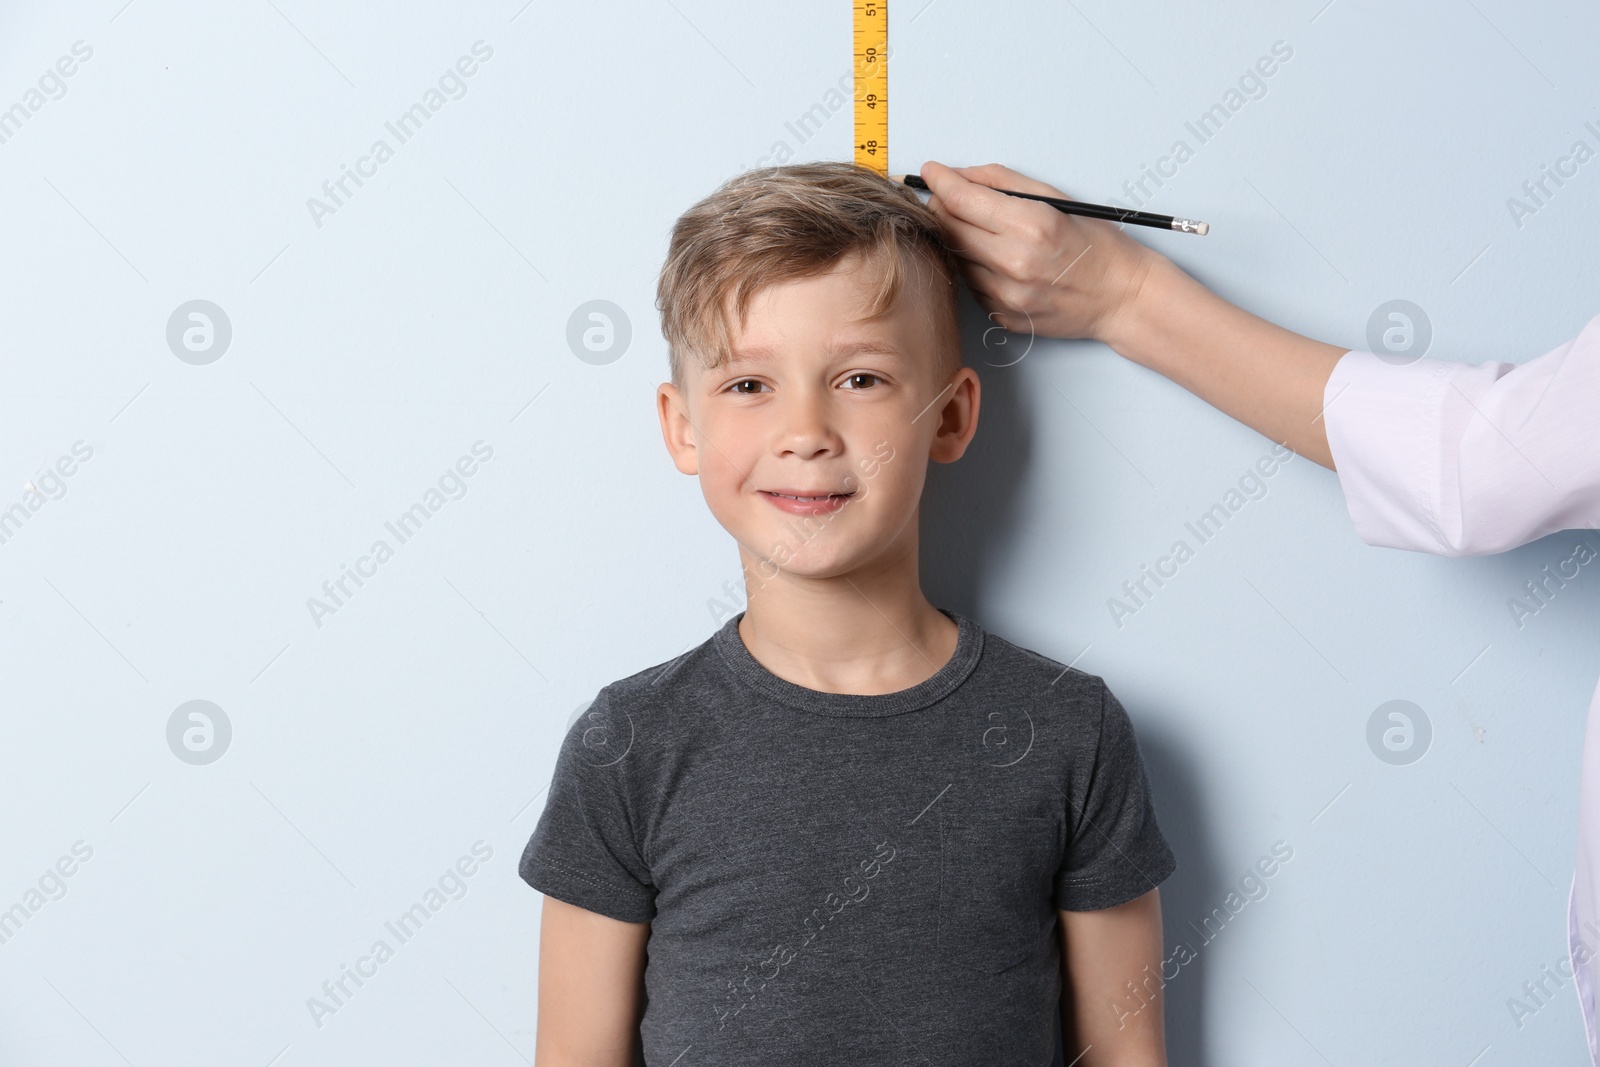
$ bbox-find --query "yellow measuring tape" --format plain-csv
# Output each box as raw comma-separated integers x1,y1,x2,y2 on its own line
852,0,887,174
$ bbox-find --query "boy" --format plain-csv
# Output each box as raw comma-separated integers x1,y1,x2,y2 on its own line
520,161,1176,1066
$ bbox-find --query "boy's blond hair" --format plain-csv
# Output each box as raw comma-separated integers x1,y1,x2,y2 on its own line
656,162,962,389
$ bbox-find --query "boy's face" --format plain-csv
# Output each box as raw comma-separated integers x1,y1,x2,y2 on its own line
657,252,980,585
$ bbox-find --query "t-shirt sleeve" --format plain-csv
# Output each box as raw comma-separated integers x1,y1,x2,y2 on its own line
1052,680,1176,911
518,689,657,924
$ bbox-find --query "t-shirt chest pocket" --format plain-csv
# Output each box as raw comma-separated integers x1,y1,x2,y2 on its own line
936,812,1060,975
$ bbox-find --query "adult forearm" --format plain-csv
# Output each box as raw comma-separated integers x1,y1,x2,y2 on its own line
1099,253,1348,470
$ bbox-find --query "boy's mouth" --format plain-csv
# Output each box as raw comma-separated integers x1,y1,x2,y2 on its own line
762,489,853,500
759,488,856,515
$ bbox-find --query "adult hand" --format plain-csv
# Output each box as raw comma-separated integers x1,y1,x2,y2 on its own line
917,160,1161,345
918,160,1347,469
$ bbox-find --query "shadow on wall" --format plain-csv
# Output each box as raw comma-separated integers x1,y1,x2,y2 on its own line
1139,729,1217,1067
921,297,1219,1066
919,288,1039,616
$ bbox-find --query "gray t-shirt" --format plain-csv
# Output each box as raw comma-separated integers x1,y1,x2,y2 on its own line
520,608,1175,1066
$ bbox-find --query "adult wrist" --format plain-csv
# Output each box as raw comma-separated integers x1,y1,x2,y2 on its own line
1096,251,1202,374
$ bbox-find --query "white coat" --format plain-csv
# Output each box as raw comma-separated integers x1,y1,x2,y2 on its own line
1322,311,1600,1059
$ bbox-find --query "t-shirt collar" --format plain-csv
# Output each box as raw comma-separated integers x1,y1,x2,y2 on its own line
712,607,984,717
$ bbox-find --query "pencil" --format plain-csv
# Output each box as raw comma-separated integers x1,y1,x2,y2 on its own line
895,173,1209,236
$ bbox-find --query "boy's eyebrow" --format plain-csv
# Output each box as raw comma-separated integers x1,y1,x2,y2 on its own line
833,338,905,359
725,345,776,365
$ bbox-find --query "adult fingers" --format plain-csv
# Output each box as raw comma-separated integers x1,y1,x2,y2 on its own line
947,162,1067,200
929,189,1083,290
918,160,1030,236
958,260,1013,304
965,282,1034,337
924,192,1013,267
922,160,1071,265
957,263,1043,338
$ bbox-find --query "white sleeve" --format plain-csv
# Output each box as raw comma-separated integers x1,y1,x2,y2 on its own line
1322,311,1600,557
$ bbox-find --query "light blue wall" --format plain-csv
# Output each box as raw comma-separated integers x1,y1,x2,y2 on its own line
3,1,1597,1063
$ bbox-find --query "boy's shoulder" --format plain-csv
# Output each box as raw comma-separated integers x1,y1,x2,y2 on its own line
577,622,729,717
552,630,723,774
972,620,1113,712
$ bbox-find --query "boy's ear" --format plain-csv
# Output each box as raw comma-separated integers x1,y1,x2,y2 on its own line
656,383,700,475
927,366,981,464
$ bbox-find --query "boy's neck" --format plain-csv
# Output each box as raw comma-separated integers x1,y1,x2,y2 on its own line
734,557,960,697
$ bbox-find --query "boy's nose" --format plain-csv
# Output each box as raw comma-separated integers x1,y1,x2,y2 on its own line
775,388,843,458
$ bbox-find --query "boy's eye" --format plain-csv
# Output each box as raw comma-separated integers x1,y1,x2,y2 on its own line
724,375,881,394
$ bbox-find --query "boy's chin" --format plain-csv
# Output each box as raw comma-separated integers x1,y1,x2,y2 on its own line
746,549,887,584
